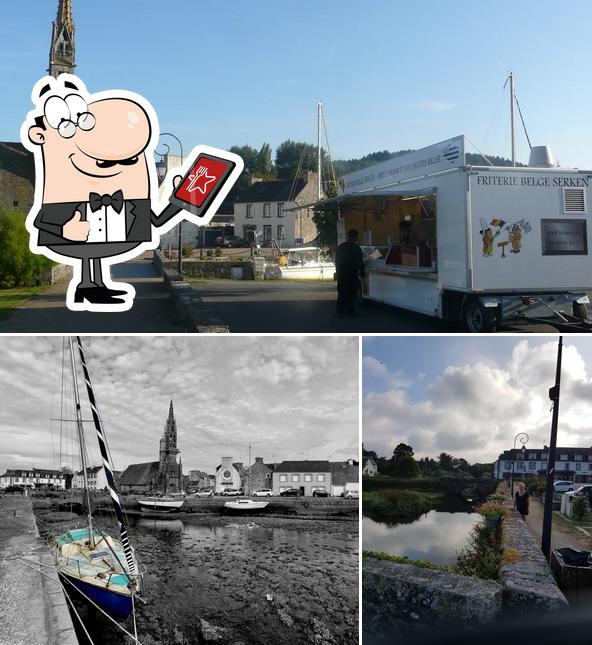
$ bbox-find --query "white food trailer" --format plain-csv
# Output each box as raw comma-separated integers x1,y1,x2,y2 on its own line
322,136,592,331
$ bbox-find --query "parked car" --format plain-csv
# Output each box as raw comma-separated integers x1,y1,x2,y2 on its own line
195,489,214,498
222,488,242,496
312,489,330,498
345,490,359,499
572,485,592,501
553,481,574,493
279,488,301,497
252,489,273,497
215,235,250,248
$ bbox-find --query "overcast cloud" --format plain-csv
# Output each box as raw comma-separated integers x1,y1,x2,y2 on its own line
0,336,359,475
364,339,592,463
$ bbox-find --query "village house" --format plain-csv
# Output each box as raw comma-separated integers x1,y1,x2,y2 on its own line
362,457,378,477
187,470,216,492
233,172,322,246
215,457,245,493
246,457,274,492
494,446,592,484
71,466,118,491
0,468,66,490
329,461,359,497
272,460,331,496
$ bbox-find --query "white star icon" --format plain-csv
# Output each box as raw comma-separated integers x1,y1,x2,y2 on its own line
186,165,216,194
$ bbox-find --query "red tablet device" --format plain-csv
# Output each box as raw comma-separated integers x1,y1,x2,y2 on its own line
168,152,236,218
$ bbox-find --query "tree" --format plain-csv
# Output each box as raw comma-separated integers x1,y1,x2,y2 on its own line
254,143,276,179
393,454,420,478
0,206,54,288
439,452,454,472
392,443,414,463
275,140,327,180
312,184,338,249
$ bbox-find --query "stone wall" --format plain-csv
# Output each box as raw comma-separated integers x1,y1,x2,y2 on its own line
39,263,73,285
155,250,254,280
500,510,569,612
363,557,502,639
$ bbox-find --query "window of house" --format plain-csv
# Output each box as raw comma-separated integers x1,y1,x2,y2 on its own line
560,454,568,460
263,225,272,241
515,462,523,470
504,462,512,470
13,200,18,207
576,463,582,471
575,454,583,461
317,474,325,482
304,474,312,482
277,203,284,218
279,474,287,482
292,474,300,482
516,453,524,460
263,203,271,218
542,453,549,459
529,453,537,460
564,463,570,470
246,204,253,218
277,225,284,240
529,462,536,470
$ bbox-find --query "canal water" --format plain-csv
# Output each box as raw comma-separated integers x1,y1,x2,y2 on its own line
69,515,359,645
363,501,482,566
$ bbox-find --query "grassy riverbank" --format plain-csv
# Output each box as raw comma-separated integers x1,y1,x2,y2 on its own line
363,488,442,523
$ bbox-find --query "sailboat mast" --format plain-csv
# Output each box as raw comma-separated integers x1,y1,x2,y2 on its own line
317,101,322,201
509,72,516,167
74,336,137,576
67,337,94,547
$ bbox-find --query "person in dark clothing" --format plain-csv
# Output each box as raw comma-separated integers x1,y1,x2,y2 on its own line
514,481,529,520
335,228,365,316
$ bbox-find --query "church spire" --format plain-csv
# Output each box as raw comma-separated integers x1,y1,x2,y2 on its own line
48,0,76,78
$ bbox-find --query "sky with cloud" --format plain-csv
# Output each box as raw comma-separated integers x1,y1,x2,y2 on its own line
0,336,358,476
363,336,592,464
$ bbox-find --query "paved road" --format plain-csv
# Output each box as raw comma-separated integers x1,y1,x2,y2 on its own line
190,279,563,334
524,497,592,551
0,253,183,333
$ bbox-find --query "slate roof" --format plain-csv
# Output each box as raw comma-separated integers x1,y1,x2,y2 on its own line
1,468,63,478
118,462,159,486
235,178,307,203
329,462,359,485
75,466,102,476
497,447,592,460
274,460,331,473
0,142,35,183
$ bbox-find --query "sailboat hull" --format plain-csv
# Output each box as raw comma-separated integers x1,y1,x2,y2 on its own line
60,572,133,619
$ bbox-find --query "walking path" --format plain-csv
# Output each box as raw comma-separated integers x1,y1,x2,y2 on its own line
523,496,592,552
0,253,183,333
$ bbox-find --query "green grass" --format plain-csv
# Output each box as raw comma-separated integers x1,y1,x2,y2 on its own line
363,550,454,572
0,286,45,317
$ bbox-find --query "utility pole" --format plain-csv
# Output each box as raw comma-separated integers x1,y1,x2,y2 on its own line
509,72,516,166
541,336,563,561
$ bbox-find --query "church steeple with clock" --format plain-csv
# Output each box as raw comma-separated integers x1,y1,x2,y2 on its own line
48,0,76,78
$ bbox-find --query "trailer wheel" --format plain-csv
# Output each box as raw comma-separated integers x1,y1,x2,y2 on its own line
464,298,498,333
573,301,589,321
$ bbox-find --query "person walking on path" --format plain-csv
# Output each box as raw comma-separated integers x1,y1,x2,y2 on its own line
335,228,365,317
514,481,530,520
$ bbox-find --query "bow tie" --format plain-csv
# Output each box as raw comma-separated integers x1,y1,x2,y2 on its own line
89,190,124,213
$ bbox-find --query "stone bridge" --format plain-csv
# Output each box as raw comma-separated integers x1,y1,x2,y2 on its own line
436,478,498,500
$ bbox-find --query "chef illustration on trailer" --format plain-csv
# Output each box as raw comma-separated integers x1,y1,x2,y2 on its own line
21,74,243,312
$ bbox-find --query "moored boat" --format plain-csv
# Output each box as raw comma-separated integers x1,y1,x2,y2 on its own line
138,496,185,512
224,498,269,512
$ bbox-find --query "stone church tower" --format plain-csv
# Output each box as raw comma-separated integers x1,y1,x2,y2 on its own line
155,401,183,493
48,0,76,78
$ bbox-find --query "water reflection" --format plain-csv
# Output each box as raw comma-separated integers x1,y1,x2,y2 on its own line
363,511,482,566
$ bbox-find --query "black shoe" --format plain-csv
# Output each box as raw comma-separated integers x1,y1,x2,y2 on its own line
94,286,129,297
74,287,126,304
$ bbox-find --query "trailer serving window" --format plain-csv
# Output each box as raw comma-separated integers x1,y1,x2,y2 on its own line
335,190,437,271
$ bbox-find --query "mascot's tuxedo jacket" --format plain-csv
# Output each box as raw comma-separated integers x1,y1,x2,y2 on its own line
33,199,162,246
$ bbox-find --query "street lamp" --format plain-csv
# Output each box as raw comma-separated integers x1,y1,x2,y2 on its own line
510,432,529,498
156,132,184,275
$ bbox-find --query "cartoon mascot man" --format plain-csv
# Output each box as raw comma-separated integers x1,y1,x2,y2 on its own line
21,74,243,312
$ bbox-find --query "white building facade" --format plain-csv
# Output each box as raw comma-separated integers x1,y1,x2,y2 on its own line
494,447,592,484
272,461,332,496
72,466,108,491
234,174,322,247
0,468,66,489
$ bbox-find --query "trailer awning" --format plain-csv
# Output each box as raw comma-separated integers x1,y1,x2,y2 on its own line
283,187,437,212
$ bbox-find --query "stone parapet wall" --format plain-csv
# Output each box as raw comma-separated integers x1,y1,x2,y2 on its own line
363,557,502,637
500,510,569,613
153,249,254,280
